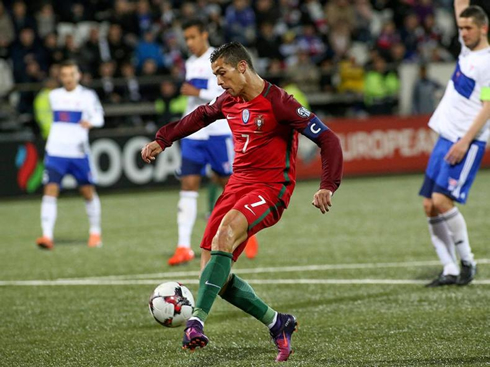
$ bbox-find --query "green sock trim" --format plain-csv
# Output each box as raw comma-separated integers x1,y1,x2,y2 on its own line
261,307,276,325
220,274,276,326
192,251,232,322
210,250,233,259
192,308,208,322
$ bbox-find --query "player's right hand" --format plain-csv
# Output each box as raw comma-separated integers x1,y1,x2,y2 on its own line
312,189,333,214
141,141,163,163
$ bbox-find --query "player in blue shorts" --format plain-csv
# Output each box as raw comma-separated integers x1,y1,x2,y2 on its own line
420,1,490,286
168,20,258,266
36,60,104,250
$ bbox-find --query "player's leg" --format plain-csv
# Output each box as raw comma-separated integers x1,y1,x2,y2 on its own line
432,193,476,285
422,197,458,287
37,183,59,249
37,155,66,249
419,138,458,286
185,184,296,360
206,134,259,259
79,185,102,247
431,139,485,285
71,155,102,247
169,139,206,265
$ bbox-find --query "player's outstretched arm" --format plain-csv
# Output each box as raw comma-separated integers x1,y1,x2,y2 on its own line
454,0,469,19
146,93,226,162
445,100,490,164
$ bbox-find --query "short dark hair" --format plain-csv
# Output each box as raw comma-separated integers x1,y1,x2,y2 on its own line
460,6,489,28
210,42,255,71
60,59,79,69
182,19,206,33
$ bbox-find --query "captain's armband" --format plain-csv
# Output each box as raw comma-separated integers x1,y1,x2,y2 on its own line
302,116,329,140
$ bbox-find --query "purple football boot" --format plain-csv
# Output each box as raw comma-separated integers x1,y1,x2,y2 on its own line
269,313,298,362
182,319,209,351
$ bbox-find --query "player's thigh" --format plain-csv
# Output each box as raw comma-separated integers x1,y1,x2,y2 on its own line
200,189,237,254
201,184,285,261
205,135,233,178
68,156,95,186
433,140,486,204
211,209,249,253
43,155,68,189
179,139,207,177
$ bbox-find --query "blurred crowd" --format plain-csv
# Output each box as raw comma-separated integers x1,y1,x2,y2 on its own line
0,0,467,132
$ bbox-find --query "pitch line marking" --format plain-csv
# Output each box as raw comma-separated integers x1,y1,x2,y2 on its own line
59,258,490,281
2,278,490,286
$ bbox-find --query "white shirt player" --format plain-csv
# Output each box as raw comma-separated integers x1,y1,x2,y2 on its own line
46,86,104,158
429,35,490,143
184,47,230,140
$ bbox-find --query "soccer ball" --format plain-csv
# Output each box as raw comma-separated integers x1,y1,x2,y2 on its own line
149,282,195,328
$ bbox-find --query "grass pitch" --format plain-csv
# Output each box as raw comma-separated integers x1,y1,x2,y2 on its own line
1,171,490,366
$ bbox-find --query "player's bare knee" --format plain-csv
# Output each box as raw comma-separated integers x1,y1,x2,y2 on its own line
211,225,234,253
431,193,453,214
422,198,436,217
44,184,59,197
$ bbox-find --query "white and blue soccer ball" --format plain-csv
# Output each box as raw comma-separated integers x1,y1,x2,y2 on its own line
149,282,195,328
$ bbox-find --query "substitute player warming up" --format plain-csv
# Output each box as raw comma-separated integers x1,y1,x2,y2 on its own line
142,42,343,361
36,60,104,250
421,1,490,287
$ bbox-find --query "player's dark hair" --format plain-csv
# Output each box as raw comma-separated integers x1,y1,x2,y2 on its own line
182,19,206,33
60,59,79,69
210,42,255,72
460,6,489,28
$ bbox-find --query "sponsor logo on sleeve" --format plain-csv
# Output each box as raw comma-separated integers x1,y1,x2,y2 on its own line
297,107,311,118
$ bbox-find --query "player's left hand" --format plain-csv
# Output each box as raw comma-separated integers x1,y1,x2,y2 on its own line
141,141,163,163
445,139,469,165
80,120,92,129
180,83,200,97
312,189,333,214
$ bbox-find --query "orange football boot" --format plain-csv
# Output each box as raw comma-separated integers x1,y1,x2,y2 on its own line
88,233,102,248
245,235,259,259
168,247,195,266
36,236,54,250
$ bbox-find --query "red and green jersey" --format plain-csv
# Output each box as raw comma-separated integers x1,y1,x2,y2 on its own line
155,81,343,207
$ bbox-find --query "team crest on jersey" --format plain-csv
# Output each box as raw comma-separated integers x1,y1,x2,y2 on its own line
254,115,264,131
297,107,311,118
242,109,250,124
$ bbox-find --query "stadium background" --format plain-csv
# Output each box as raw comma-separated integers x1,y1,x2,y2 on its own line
1,0,490,196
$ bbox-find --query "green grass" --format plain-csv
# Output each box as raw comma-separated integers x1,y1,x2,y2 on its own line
1,172,490,366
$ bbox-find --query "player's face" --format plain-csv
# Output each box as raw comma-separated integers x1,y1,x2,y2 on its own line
212,57,246,97
458,17,487,50
184,26,208,57
60,65,81,91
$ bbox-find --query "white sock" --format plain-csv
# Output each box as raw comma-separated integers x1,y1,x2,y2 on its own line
427,216,459,276
189,317,204,327
85,193,101,235
177,191,198,248
267,312,278,329
41,195,57,239
441,207,475,265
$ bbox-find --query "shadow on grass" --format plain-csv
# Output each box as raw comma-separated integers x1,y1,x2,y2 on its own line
54,238,85,246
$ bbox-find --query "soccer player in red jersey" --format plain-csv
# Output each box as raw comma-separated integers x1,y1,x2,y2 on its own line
141,42,343,362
